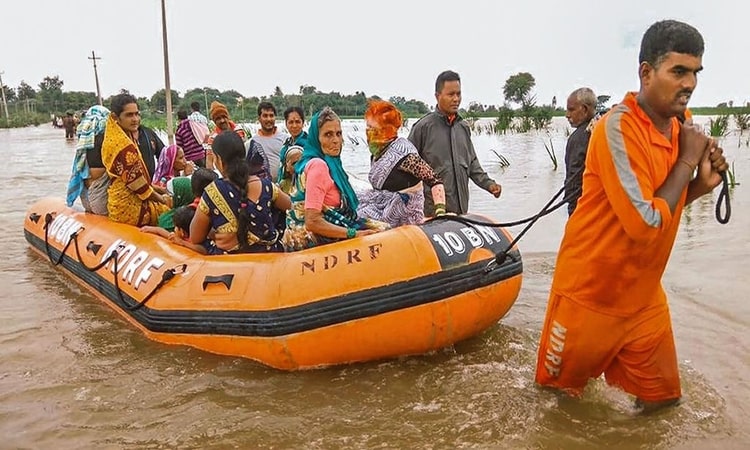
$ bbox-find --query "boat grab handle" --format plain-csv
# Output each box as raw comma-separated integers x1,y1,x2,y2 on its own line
203,274,234,291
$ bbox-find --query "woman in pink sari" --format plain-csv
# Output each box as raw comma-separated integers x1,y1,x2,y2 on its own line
152,144,194,188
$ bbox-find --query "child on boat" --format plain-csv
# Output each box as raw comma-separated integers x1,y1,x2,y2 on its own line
157,167,218,232
141,205,209,254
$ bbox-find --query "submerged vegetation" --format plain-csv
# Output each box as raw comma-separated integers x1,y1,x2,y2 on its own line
708,114,730,139
542,135,559,171
727,162,739,188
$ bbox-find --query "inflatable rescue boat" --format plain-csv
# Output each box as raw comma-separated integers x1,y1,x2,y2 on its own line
24,197,523,370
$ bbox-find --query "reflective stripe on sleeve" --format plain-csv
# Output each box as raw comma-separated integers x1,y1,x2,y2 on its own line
605,106,662,228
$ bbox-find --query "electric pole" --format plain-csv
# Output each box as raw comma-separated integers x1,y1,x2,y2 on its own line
88,51,103,105
161,0,174,144
0,71,9,125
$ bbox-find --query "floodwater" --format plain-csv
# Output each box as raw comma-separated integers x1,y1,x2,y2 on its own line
1,117,748,449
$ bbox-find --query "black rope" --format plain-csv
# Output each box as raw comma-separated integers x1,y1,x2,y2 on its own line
123,264,186,311
43,213,77,266
676,113,731,225
715,171,731,224
41,212,186,312
429,132,732,272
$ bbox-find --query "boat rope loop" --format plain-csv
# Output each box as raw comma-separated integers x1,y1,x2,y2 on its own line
122,263,187,311
715,172,731,224
42,212,187,311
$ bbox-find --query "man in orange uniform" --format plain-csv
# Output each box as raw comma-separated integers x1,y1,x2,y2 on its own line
535,20,729,411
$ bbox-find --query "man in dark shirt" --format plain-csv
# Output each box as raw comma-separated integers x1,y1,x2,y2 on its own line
563,87,597,216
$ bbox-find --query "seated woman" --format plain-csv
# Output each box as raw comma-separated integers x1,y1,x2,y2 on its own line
284,107,388,252
66,104,111,214
155,167,217,232
357,100,446,226
189,131,291,254
152,144,195,188
278,145,303,194
277,106,308,187
101,93,170,226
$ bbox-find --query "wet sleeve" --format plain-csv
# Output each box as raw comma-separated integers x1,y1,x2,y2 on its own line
591,114,674,245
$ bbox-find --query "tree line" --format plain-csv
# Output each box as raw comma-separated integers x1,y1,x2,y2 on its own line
0,76,431,128
4,72,741,132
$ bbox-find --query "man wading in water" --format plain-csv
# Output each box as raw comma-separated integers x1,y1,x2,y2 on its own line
534,19,729,412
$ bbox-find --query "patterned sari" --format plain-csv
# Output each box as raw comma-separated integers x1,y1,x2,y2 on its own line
198,178,284,254
101,115,168,226
283,111,388,252
357,137,425,227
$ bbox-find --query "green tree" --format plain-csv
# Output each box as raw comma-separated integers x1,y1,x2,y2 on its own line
389,96,407,108
38,75,64,112
39,75,64,92
596,95,611,113
502,72,536,106
467,101,485,113
150,89,181,113
62,91,98,111
1,85,16,103
17,81,36,100
299,85,318,96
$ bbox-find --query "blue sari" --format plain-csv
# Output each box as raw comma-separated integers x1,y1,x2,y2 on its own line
198,178,283,253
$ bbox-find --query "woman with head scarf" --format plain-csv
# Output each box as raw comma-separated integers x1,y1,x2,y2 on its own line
66,104,110,213
358,100,446,226
277,106,308,187
278,145,303,194
152,144,194,187
101,93,170,226
283,107,388,251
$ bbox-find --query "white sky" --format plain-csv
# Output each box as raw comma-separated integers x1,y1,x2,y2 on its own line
1,0,747,108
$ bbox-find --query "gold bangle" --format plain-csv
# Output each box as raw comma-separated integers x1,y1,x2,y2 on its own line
678,158,696,172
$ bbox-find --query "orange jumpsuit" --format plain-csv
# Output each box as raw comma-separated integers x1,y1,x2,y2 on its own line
535,92,690,402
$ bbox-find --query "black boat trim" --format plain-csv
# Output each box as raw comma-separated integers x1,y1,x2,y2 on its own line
26,230,522,337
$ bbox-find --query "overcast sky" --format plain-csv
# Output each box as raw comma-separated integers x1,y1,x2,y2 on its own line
1,0,747,108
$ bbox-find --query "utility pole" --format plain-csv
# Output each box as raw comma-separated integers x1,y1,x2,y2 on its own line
0,71,9,125
160,0,174,144
88,51,103,105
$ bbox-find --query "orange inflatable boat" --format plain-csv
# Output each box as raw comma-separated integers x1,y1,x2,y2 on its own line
24,197,523,370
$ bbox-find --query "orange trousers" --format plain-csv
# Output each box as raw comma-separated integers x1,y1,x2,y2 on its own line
535,292,681,402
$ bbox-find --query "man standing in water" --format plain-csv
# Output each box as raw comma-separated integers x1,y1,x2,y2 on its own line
408,70,501,215
563,87,597,216
535,20,728,411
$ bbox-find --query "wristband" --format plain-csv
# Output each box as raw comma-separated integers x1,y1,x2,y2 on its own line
678,158,697,172
346,227,356,239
